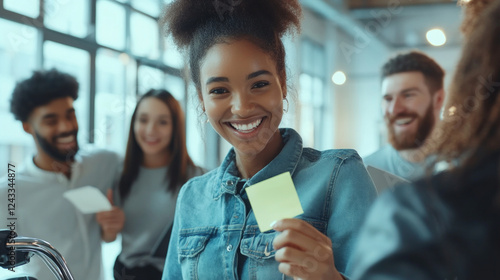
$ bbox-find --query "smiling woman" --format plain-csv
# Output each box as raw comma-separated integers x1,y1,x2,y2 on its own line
112,89,204,280
159,1,377,279
200,39,286,177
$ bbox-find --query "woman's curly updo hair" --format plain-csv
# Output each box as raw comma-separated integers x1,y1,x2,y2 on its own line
160,0,301,95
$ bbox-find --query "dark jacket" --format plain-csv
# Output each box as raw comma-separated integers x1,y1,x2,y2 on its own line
352,151,500,280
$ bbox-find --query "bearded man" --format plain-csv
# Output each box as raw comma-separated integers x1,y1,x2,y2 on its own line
364,51,445,181
0,69,124,279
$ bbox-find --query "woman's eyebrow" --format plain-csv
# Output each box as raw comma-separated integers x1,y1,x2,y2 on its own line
206,76,229,86
247,70,271,80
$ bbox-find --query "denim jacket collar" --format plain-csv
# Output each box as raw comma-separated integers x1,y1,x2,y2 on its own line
213,128,303,200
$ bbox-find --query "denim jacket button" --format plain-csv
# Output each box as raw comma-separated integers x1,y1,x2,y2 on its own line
227,244,233,251
227,180,234,186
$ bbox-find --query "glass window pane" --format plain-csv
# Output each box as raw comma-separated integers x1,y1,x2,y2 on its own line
165,74,185,102
312,77,324,107
97,0,126,50
43,41,90,145
163,35,184,68
299,73,312,103
301,41,313,75
95,49,136,153
131,0,160,17
300,105,314,147
4,0,40,18
44,0,88,37
131,12,159,59
299,73,315,147
186,84,205,167
313,51,324,77
138,65,164,94
0,19,38,177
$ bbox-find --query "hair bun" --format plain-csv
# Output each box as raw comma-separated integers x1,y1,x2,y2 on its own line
161,0,301,48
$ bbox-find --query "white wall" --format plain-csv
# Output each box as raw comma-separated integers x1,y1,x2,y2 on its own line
331,28,391,157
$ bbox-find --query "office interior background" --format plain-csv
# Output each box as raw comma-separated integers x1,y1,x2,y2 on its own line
0,0,466,278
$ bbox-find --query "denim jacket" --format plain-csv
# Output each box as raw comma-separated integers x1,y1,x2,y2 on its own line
162,128,377,279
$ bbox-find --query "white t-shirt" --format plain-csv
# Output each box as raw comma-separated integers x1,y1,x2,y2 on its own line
0,149,121,280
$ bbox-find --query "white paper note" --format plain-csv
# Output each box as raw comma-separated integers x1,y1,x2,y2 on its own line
63,186,112,214
246,172,304,232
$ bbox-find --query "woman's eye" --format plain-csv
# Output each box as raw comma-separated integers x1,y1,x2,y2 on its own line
209,88,229,94
252,81,270,89
138,118,147,123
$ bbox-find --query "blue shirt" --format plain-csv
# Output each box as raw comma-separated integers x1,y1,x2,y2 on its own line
162,128,377,279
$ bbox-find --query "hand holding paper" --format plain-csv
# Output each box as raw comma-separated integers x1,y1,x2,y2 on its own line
95,189,125,242
246,172,303,232
63,186,112,214
272,218,341,280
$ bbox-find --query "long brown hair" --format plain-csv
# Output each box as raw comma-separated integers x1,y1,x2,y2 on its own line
426,0,500,169
118,89,196,200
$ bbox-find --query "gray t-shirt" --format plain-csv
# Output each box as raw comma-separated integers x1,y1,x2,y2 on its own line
117,165,204,270
363,145,428,181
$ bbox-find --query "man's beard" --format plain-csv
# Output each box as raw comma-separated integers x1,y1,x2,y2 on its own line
387,103,435,150
35,130,79,162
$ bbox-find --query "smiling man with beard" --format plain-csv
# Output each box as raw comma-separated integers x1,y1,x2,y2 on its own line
364,51,445,181
0,69,124,279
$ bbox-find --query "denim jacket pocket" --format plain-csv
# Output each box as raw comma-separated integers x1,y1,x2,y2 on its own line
177,227,217,279
178,227,216,258
240,229,278,260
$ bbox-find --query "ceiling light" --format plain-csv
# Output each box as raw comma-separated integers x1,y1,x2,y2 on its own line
332,71,347,85
426,28,447,47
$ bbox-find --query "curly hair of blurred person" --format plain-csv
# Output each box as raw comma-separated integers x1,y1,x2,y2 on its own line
429,1,500,179
460,0,495,36
10,68,78,122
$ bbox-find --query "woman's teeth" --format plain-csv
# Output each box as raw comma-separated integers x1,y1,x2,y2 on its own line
230,118,263,131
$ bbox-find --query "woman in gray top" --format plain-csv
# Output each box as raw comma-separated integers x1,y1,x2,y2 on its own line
114,89,203,280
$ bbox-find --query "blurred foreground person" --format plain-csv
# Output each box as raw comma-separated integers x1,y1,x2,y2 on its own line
352,1,500,279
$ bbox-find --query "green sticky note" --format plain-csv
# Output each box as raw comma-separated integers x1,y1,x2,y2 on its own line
246,172,304,232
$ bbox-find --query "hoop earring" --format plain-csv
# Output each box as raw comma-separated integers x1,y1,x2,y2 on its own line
283,98,289,113
201,111,209,124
